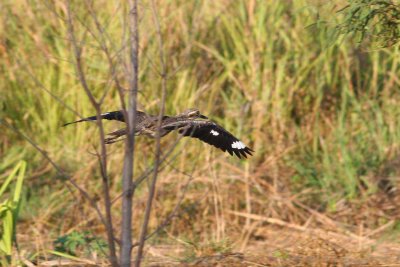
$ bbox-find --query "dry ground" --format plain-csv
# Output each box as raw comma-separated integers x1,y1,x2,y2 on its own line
18,225,400,266
15,178,400,267
145,226,400,267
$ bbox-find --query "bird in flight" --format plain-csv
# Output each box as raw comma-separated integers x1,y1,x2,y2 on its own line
63,108,253,159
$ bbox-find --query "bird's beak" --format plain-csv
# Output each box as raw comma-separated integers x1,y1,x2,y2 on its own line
200,114,208,119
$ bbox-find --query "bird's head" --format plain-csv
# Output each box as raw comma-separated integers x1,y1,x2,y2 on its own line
180,108,208,119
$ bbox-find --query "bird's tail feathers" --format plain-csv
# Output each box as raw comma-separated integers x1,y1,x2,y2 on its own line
62,115,98,127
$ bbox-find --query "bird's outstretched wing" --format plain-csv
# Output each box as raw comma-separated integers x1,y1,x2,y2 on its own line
178,121,253,159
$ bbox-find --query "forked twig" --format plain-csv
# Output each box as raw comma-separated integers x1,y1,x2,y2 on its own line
134,1,168,265
65,2,118,265
131,171,197,249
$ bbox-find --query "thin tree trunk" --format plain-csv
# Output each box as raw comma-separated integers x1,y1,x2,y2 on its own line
120,0,139,266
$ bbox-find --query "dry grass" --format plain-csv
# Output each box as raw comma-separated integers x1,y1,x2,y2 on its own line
140,225,400,266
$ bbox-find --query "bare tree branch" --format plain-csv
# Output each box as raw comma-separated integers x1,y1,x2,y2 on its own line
85,3,128,110
135,1,167,265
120,0,139,266
0,119,113,243
13,56,81,120
131,166,197,248
65,2,118,266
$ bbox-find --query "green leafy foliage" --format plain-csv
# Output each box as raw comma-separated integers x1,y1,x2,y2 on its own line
0,161,26,265
180,238,232,263
54,231,108,258
338,0,400,47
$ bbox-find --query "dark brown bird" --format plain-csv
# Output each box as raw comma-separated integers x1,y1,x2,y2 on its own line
63,108,253,158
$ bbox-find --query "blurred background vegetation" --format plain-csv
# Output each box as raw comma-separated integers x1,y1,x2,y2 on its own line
1,0,400,265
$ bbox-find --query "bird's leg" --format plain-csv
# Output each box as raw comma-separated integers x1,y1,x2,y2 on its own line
105,136,125,144
105,128,127,144
108,128,127,137
178,125,194,136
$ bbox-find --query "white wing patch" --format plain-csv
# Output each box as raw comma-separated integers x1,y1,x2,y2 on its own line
210,130,220,136
101,112,110,116
231,141,246,149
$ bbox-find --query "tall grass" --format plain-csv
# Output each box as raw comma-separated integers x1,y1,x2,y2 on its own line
0,161,26,265
1,0,400,261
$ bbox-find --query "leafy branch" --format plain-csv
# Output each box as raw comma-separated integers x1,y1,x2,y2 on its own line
337,0,400,47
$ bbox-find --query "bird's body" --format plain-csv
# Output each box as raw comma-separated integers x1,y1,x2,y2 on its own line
63,108,253,158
